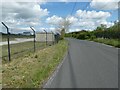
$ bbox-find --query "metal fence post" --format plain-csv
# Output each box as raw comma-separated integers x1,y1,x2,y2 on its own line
1,22,11,61
44,30,47,46
30,27,36,52
51,31,54,45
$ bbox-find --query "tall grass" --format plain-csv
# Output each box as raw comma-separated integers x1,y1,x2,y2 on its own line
2,40,68,88
1,41,46,62
91,38,120,48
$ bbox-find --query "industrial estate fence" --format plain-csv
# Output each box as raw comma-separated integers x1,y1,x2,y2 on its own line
1,22,60,63
2,41,46,62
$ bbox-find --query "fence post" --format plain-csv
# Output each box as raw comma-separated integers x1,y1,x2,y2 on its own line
30,27,36,52
51,31,54,45
44,30,47,46
1,22,11,61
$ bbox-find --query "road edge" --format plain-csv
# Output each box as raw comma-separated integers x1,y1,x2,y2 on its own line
87,40,119,50
41,50,68,88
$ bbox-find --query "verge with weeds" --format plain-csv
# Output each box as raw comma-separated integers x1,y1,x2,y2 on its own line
89,38,120,48
2,40,68,88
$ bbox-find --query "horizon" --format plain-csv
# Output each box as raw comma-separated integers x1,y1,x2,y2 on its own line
1,0,119,34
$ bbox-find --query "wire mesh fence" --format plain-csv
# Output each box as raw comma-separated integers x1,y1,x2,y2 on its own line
1,25,60,63
2,41,46,62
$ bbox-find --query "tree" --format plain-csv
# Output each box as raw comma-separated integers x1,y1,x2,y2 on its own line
58,17,72,39
59,18,72,32
60,28,65,39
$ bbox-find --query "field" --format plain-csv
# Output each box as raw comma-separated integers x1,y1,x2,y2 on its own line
1,41,46,62
2,40,68,88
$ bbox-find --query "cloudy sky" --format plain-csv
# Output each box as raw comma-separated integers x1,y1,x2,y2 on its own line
1,0,119,33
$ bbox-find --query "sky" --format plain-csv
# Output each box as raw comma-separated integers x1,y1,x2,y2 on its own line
0,0,120,34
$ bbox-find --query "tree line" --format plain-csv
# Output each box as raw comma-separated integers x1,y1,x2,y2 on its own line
65,21,120,40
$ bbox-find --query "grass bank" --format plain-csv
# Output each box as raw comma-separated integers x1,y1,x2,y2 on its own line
89,38,120,48
2,40,68,88
1,41,46,62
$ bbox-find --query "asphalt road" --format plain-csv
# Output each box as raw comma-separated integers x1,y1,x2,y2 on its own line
44,38,119,88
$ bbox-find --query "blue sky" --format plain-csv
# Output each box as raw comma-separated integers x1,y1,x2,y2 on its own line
41,2,118,21
41,2,91,16
1,1,119,33
40,2,118,32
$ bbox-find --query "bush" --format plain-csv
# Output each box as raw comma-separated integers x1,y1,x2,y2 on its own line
90,35,96,40
76,33,90,40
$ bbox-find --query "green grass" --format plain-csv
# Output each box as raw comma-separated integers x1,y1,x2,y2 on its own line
89,38,120,48
2,40,68,88
1,41,46,62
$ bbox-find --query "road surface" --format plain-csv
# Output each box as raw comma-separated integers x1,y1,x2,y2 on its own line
0,38,33,46
44,38,119,88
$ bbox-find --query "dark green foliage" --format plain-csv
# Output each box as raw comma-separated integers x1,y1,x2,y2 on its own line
65,22,120,47
65,22,120,40
93,23,119,39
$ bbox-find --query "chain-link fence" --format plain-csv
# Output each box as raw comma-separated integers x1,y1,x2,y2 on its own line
1,24,60,63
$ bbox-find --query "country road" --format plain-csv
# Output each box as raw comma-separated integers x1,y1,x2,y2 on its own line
44,38,119,88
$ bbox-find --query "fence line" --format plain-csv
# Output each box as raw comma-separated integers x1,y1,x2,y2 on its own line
1,22,60,62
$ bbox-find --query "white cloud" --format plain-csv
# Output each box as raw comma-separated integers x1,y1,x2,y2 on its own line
62,9,114,31
90,0,120,10
69,28,82,33
46,15,78,26
96,20,114,28
46,8,114,32
49,27,55,31
1,2,49,28
46,10,113,31
75,19,114,30
46,15,63,25
76,20,95,27
66,16,78,24
73,9,114,30
76,10,111,19
11,27,31,31
1,1,116,33
1,0,47,3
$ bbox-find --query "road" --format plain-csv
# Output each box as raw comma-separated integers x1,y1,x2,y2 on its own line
0,38,34,46
44,38,119,88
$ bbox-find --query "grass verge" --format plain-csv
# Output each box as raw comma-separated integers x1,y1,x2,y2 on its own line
1,41,46,62
89,38,120,48
2,40,68,88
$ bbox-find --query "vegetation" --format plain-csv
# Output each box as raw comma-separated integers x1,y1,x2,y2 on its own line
65,21,120,48
60,28,65,40
1,41,46,62
91,38,120,48
2,40,68,88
